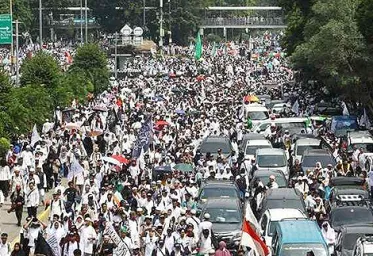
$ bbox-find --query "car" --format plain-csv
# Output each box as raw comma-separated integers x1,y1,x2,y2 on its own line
258,188,307,218
198,136,232,157
335,224,373,256
268,100,285,110
244,103,270,126
347,131,373,154
249,170,288,195
259,208,307,247
330,176,366,190
292,138,321,164
239,133,266,152
200,198,243,251
197,181,241,205
251,117,308,135
301,149,336,173
352,236,373,256
244,138,272,161
330,116,358,137
329,206,373,232
271,219,329,256
271,103,286,116
255,148,289,178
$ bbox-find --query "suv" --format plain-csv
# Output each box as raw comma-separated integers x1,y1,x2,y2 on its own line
353,236,373,256
197,181,241,206
200,198,243,251
301,149,336,173
292,138,321,164
198,136,232,158
255,148,289,178
335,225,373,256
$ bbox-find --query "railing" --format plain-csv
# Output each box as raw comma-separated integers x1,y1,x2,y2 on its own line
201,17,285,27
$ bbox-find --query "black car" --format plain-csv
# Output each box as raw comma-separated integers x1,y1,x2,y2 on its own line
258,188,306,218
330,176,366,189
335,224,373,256
198,136,232,157
200,198,243,251
330,206,373,232
301,148,336,173
197,181,241,205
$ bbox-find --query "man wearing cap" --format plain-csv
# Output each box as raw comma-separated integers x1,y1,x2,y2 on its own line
199,213,212,236
0,233,10,256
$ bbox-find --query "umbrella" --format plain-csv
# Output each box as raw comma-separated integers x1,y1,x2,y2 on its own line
102,156,121,166
156,120,169,126
244,95,260,103
92,105,108,112
111,155,129,164
175,109,185,115
173,163,193,172
65,122,81,130
87,130,103,137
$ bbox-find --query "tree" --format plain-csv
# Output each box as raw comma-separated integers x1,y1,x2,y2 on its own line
0,137,10,160
20,51,61,88
0,0,33,32
70,43,109,93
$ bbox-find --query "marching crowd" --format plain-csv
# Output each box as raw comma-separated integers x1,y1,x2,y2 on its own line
0,31,369,256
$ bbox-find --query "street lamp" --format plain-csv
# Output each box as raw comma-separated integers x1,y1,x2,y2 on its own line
80,0,83,44
85,0,88,43
39,0,42,48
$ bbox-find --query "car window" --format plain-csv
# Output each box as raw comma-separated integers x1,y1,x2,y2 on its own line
302,155,335,167
200,142,231,154
265,199,304,212
257,155,286,167
200,187,238,199
245,145,271,155
255,174,287,187
343,233,364,250
207,208,241,223
296,145,320,156
268,221,278,236
248,111,269,120
281,244,327,256
331,208,373,227
260,214,268,233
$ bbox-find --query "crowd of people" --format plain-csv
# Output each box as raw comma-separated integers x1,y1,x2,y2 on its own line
0,30,368,256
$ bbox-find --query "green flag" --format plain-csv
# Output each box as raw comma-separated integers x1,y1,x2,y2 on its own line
195,32,202,60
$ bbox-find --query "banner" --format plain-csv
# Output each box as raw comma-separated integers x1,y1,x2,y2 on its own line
67,159,84,180
195,32,202,60
31,124,42,148
132,117,153,158
47,235,59,256
104,222,129,256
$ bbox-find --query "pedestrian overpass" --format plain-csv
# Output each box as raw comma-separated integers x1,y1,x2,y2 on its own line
200,6,286,33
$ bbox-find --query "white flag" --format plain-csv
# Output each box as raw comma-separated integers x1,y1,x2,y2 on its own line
291,100,299,115
360,108,371,129
67,159,84,180
342,101,349,116
30,124,42,147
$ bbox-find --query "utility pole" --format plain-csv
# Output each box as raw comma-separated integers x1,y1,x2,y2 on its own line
15,19,19,86
80,0,83,44
114,32,118,79
168,0,171,44
39,0,42,48
143,0,146,29
85,0,88,43
9,0,14,74
159,0,163,53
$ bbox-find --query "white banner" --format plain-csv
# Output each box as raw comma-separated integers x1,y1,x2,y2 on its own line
47,235,59,256
104,223,129,256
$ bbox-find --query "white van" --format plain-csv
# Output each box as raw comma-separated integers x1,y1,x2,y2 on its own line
245,103,270,126
255,148,289,178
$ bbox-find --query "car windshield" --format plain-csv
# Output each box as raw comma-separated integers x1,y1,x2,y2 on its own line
296,145,320,156
281,244,327,256
207,208,241,223
200,142,231,154
248,111,269,120
257,155,286,167
200,187,237,199
342,233,365,250
351,143,373,153
301,155,335,167
331,208,373,227
255,175,287,188
245,145,271,155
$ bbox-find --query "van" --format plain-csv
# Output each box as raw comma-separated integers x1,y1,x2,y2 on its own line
244,103,269,126
271,220,329,256
255,148,289,178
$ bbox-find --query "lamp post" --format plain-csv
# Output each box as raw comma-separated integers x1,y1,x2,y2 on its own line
80,0,83,44
159,0,163,51
114,32,118,79
143,0,146,28
85,0,88,43
39,0,42,48
15,19,19,86
9,0,13,74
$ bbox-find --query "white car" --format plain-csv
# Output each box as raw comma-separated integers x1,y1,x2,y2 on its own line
292,138,321,164
259,208,307,248
244,139,272,161
271,103,286,115
353,236,373,256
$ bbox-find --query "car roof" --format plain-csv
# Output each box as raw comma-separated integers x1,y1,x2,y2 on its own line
331,206,372,213
202,181,237,189
303,149,331,156
277,220,325,244
295,138,321,146
256,148,285,155
266,188,300,199
330,176,365,186
203,136,230,142
246,140,271,146
266,208,306,221
242,133,266,140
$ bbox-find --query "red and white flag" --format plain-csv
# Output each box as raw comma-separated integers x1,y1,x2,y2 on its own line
241,213,270,256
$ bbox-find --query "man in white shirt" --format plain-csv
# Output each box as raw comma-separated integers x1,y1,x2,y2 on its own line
0,233,11,256
26,182,39,217
79,217,97,255
0,161,11,200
